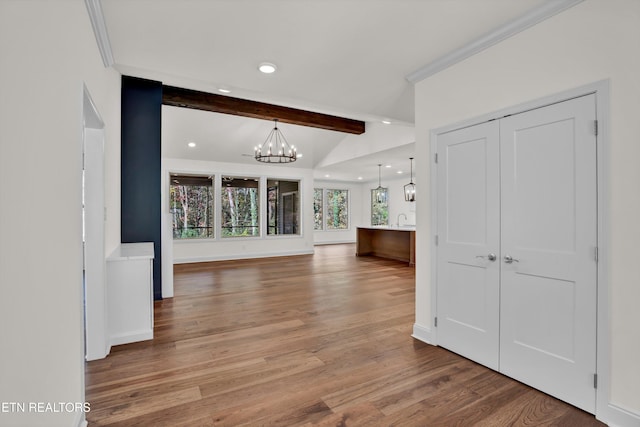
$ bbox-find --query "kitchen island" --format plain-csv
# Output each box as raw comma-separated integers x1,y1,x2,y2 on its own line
356,226,415,266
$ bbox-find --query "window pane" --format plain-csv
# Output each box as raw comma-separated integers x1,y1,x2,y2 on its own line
267,179,300,235
371,188,388,226
221,176,260,238
326,189,349,230
313,188,323,230
170,174,214,239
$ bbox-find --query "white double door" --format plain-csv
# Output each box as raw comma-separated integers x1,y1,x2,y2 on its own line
436,94,597,413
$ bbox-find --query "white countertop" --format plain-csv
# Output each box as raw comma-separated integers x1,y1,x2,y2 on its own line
107,242,155,261
358,226,416,231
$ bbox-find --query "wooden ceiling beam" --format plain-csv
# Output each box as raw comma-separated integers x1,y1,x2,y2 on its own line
162,85,365,135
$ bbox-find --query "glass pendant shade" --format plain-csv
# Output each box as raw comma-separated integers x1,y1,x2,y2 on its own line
404,157,416,202
374,187,386,204
373,164,386,203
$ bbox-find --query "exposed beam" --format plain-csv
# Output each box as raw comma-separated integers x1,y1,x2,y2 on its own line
162,85,365,135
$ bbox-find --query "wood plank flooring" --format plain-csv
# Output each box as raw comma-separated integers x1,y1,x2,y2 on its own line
85,244,604,426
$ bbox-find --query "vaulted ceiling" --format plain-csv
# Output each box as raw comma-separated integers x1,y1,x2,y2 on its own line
99,0,553,181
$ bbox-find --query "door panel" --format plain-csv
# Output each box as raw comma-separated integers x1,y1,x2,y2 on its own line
436,121,500,370
511,119,577,253
499,94,597,413
436,94,597,414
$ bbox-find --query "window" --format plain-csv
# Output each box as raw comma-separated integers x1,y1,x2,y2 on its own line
221,176,260,238
169,174,214,239
315,188,349,231
313,188,323,230
267,179,300,235
325,189,349,230
371,188,388,226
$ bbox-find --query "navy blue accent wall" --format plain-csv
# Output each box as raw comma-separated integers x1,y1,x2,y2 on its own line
121,76,163,300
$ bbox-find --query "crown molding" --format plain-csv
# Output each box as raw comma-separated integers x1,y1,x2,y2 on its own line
85,0,114,67
406,0,584,83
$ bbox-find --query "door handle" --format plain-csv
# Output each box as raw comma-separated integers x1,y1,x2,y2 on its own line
476,253,497,261
504,255,520,264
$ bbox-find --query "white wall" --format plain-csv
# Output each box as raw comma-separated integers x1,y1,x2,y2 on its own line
317,122,415,169
414,0,640,421
0,1,121,426
313,180,364,244
163,158,315,263
360,175,416,227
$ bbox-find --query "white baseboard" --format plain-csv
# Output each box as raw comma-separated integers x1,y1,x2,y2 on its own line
598,402,640,427
85,348,109,362
412,323,434,345
75,412,88,427
109,330,153,347
313,240,356,246
174,248,314,264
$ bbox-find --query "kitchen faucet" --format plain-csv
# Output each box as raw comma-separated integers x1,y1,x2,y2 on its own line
396,213,407,227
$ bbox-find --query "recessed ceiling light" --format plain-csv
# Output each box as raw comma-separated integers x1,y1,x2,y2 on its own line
258,62,277,74
297,153,303,158
397,170,403,174
325,174,330,178
187,142,196,148
385,164,392,168
357,177,363,180
382,120,391,125
218,88,231,94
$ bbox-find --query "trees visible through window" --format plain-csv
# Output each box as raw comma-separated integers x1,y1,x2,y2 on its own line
371,188,388,226
221,176,260,238
313,188,323,230
326,189,349,230
267,179,300,235
170,174,214,239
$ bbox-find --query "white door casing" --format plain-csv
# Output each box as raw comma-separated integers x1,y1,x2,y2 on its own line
435,94,597,413
83,86,108,362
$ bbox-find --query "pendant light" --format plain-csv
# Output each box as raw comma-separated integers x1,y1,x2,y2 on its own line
373,164,387,204
254,119,297,163
404,157,416,202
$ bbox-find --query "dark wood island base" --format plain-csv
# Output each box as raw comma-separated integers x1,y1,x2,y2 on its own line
356,227,415,266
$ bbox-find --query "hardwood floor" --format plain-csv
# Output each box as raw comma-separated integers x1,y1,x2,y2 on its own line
85,244,604,426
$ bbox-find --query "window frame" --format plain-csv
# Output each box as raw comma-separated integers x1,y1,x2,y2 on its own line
266,178,301,237
315,187,350,232
168,171,307,242
220,174,262,239
169,173,215,240
371,187,389,226
313,188,324,231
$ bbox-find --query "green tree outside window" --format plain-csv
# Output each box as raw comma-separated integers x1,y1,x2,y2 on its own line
326,189,349,230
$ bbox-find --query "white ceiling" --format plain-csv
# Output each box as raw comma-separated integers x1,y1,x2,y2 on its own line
101,0,550,182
